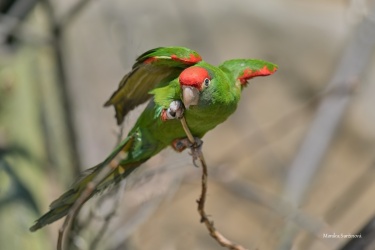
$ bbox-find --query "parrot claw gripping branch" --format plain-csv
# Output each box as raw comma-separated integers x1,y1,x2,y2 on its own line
30,46,277,250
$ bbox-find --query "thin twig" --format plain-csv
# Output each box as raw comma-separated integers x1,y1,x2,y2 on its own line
180,117,248,250
65,127,127,249
90,180,127,250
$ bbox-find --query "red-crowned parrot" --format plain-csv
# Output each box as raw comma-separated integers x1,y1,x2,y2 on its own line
30,46,277,231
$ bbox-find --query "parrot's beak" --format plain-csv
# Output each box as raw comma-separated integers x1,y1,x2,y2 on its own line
181,86,200,109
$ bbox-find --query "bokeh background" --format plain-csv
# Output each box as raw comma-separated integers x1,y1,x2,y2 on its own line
1,0,375,249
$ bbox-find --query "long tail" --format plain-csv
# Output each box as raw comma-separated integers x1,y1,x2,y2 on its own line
30,136,139,232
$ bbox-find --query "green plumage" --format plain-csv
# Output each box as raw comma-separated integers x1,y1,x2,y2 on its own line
30,47,277,231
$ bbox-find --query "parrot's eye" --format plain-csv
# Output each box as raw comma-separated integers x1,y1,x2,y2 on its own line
203,78,210,87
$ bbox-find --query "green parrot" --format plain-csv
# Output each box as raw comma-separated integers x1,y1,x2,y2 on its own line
30,46,277,232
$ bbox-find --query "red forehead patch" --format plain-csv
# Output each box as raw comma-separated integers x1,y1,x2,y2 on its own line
179,66,210,89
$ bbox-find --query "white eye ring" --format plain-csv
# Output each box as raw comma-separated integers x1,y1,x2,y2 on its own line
204,78,210,87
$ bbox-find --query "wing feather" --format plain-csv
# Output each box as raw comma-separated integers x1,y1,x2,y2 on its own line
104,47,202,124
219,59,278,89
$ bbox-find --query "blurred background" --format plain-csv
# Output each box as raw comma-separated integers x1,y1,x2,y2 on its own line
1,0,375,249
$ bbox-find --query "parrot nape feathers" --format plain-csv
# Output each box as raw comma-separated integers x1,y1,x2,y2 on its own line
30,46,278,232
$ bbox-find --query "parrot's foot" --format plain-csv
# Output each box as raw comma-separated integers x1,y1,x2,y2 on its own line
171,137,203,167
171,137,202,152
161,100,185,121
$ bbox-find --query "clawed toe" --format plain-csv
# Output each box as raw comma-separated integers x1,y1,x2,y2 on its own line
171,137,203,167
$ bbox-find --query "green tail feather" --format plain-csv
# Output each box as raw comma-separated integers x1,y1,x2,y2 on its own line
30,136,137,232
29,167,98,232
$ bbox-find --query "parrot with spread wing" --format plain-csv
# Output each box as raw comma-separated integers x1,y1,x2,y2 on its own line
30,46,277,231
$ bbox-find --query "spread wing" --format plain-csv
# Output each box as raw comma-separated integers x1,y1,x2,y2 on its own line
104,46,202,125
219,59,278,89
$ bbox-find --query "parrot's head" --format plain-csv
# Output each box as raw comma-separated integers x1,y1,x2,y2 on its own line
179,66,212,109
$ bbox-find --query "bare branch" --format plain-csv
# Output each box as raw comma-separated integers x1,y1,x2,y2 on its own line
90,180,127,250
180,117,248,250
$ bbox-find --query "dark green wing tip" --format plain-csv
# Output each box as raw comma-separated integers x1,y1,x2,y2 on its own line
103,99,111,107
115,112,125,125
102,98,124,125
29,201,72,232
29,209,69,232
29,217,48,232
29,223,41,232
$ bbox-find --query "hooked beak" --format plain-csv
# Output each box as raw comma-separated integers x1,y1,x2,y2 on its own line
181,86,200,109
